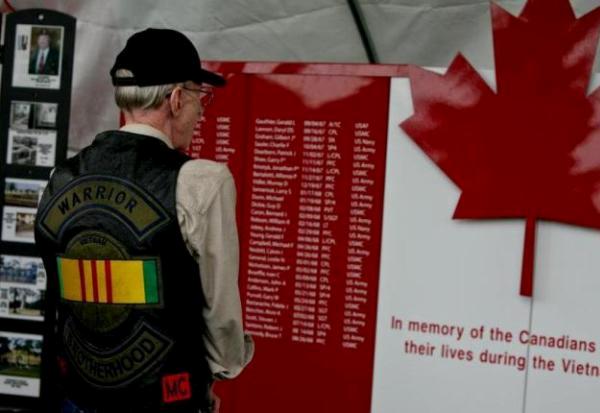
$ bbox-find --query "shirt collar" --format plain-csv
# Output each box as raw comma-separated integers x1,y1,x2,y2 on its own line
119,123,173,149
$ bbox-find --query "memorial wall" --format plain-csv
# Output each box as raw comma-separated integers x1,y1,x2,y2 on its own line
183,59,600,413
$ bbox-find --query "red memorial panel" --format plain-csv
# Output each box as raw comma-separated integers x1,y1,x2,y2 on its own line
186,67,391,413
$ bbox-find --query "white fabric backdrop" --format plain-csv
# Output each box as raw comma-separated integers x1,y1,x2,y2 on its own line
1,0,599,151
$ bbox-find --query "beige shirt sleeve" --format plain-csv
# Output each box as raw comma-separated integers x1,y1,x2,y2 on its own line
176,159,254,380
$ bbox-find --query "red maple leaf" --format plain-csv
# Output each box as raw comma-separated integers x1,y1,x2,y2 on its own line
401,0,600,296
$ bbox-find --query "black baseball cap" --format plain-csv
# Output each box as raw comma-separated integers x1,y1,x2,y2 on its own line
110,28,225,87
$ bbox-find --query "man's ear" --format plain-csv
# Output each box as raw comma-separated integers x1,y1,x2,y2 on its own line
168,87,183,117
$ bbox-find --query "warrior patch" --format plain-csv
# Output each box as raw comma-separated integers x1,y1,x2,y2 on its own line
38,175,170,241
64,319,173,387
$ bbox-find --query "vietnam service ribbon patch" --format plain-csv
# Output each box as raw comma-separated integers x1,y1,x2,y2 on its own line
57,257,160,304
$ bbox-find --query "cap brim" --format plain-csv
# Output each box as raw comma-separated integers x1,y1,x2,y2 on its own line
198,69,226,87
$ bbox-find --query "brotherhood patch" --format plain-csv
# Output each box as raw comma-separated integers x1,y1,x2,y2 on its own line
63,319,173,388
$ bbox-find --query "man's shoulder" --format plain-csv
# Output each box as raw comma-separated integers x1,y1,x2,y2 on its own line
177,160,233,208
179,159,231,181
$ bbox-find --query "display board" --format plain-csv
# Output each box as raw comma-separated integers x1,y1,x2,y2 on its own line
0,9,75,410
189,62,600,413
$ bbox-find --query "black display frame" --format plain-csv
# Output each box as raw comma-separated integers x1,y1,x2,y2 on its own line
0,9,75,411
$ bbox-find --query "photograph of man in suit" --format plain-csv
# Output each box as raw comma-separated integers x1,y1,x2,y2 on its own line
28,29,60,76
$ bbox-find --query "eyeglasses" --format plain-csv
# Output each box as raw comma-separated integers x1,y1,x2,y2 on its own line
166,86,214,107
182,86,214,107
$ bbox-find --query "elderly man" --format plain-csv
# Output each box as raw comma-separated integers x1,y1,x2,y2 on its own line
35,28,253,413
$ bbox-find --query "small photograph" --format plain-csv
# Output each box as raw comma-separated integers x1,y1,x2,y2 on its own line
9,135,38,165
12,24,63,90
9,102,31,130
2,206,37,243
6,130,56,167
34,102,58,129
4,178,47,208
6,287,43,319
0,255,46,286
0,332,42,397
16,212,36,240
10,101,58,131
0,255,46,322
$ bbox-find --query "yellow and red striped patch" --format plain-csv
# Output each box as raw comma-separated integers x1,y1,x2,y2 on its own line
56,257,159,304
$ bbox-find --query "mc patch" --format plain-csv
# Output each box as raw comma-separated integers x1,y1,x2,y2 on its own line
162,373,192,403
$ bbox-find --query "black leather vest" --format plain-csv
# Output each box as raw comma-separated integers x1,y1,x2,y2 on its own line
35,131,213,412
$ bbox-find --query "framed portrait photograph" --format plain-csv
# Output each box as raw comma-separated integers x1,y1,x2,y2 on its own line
12,24,64,89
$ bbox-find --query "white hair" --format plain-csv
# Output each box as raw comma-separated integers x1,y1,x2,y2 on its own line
114,69,180,111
